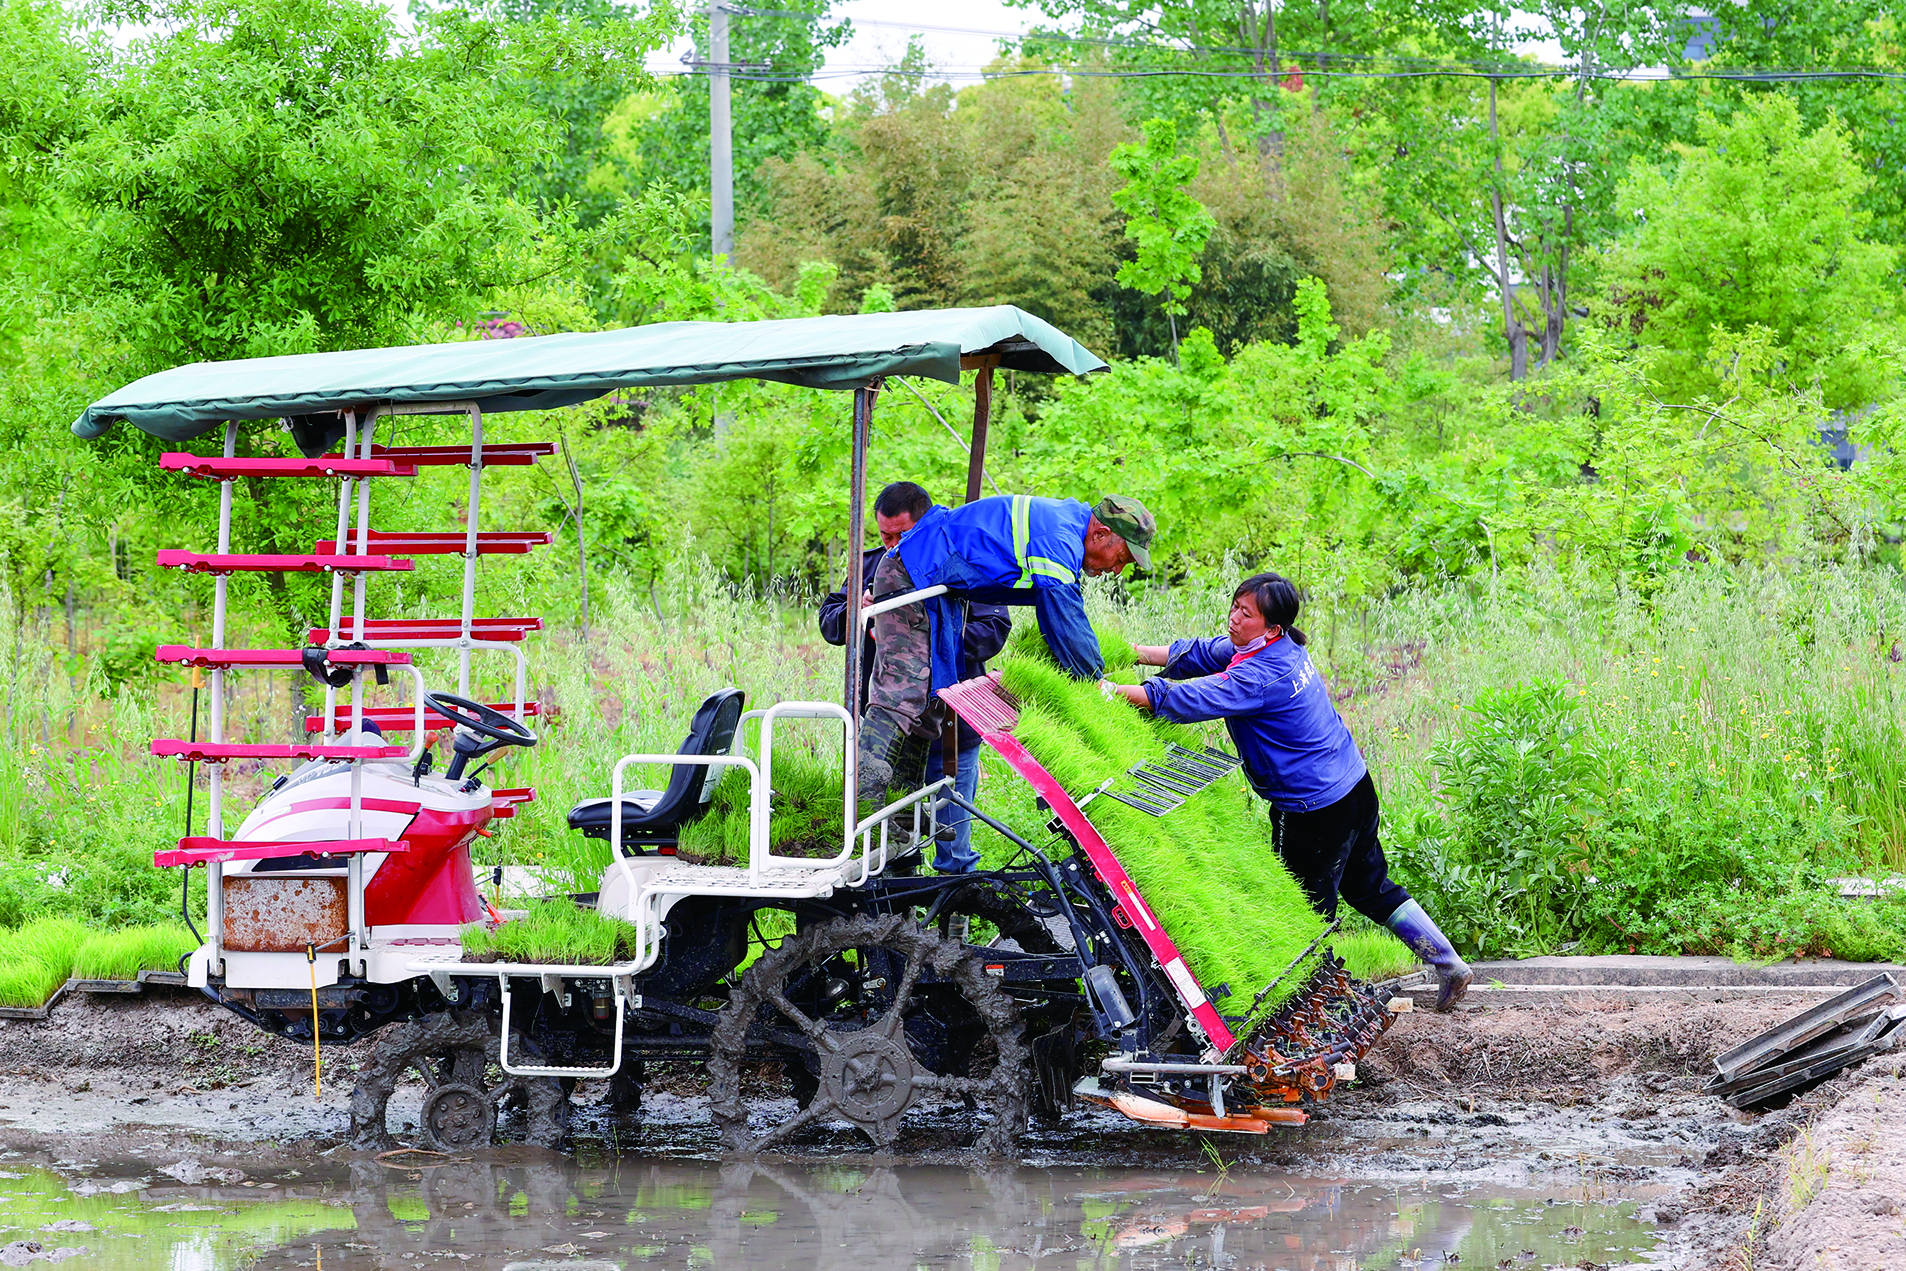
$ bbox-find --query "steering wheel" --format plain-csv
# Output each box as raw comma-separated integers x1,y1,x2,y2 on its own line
426,692,537,752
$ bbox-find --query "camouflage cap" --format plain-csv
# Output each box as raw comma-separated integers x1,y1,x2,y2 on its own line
1092,494,1156,569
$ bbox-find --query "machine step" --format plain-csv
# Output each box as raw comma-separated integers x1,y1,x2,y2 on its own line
161,453,419,479
152,740,408,763
305,617,544,643
157,551,415,575
313,530,553,556
155,837,410,867
156,646,413,670
304,702,541,733
319,442,556,467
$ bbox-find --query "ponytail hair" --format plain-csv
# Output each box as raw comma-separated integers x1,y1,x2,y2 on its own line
1233,572,1307,646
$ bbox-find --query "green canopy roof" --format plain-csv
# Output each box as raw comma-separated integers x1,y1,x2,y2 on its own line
72,306,1106,445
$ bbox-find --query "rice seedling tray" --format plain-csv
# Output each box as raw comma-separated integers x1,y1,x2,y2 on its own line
0,980,72,1021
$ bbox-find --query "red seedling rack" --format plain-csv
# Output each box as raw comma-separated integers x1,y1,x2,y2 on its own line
150,405,556,979
940,673,1238,1054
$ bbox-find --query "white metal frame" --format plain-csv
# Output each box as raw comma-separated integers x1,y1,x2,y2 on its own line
858,585,947,622
497,973,632,1077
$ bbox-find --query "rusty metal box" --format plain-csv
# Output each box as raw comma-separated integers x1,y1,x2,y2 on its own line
222,876,348,953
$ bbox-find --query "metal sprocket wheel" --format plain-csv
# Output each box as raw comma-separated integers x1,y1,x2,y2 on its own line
709,913,1029,1155
348,1009,569,1151
420,1081,497,1151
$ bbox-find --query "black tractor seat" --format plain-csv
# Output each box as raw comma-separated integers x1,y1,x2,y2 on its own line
567,687,746,856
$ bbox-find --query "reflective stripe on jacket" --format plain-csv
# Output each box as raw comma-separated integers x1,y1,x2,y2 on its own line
893,495,1103,688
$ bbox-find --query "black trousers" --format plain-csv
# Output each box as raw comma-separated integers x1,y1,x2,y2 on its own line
1269,772,1411,924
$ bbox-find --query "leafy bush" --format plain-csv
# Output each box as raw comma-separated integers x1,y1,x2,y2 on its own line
1390,676,1865,959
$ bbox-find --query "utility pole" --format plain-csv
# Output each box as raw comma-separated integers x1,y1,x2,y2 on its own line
709,0,734,261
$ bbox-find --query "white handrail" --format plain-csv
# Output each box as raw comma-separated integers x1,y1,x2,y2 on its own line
848,778,950,885
610,751,763,874
859,584,948,621
757,700,854,876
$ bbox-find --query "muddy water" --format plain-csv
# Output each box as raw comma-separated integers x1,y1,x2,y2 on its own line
0,1146,1665,1270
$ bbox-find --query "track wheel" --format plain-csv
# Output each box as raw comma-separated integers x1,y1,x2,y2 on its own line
349,1010,569,1151
708,913,1029,1155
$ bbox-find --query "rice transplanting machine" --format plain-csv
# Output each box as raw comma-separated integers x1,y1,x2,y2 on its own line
74,308,1400,1154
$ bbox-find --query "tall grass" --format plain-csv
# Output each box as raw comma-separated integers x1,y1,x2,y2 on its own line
1323,563,1906,958
1317,562,1906,870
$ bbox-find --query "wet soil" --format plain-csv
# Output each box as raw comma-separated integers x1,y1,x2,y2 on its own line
0,990,1893,1268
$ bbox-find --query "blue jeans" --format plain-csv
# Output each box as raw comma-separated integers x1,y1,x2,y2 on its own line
928,738,984,873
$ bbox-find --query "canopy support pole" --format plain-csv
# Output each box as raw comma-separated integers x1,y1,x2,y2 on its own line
844,382,878,794
965,361,996,505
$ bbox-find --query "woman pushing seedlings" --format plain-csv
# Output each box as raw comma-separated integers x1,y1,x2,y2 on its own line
1101,572,1473,1011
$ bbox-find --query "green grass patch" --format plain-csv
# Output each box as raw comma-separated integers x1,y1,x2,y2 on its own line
461,898,639,965
71,925,200,981
0,918,91,1007
997,653,1330,1006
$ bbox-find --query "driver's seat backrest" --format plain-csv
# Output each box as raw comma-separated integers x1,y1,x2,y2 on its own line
663,687,747,815
564,687,747,851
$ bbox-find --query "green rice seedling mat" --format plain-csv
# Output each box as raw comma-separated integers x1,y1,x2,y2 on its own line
997,655,1339,1008
461,898,640,965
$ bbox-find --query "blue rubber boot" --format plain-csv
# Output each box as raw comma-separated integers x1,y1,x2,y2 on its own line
1384,899,1473,1012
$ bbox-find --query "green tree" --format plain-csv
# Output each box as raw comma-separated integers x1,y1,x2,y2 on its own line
1109,118,1217,356
57,0,673,373
0,0,96,349
738,53,1133,334
1699,0,1906,242
1595,94,1898,407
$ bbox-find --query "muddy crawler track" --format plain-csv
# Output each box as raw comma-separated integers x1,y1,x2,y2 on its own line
347,1009,570,1150
707,912,1029,1154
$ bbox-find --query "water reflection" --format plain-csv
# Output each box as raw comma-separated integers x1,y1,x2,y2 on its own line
0,1149,1662,1270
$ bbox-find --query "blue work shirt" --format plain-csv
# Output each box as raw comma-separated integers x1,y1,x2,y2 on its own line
1142,635,1366,812
894,495,1103,689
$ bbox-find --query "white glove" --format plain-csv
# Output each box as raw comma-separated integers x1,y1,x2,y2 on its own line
1098,679,1120,700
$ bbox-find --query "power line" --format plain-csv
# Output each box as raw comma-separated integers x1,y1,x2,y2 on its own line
706,5,1906,82
673,60,1906,85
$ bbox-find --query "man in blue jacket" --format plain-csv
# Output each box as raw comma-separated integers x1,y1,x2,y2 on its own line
858,492,1156,807
1104,572,1473,1011
820,481,1009,871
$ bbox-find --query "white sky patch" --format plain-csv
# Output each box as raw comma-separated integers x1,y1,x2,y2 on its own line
643,0,1040,86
